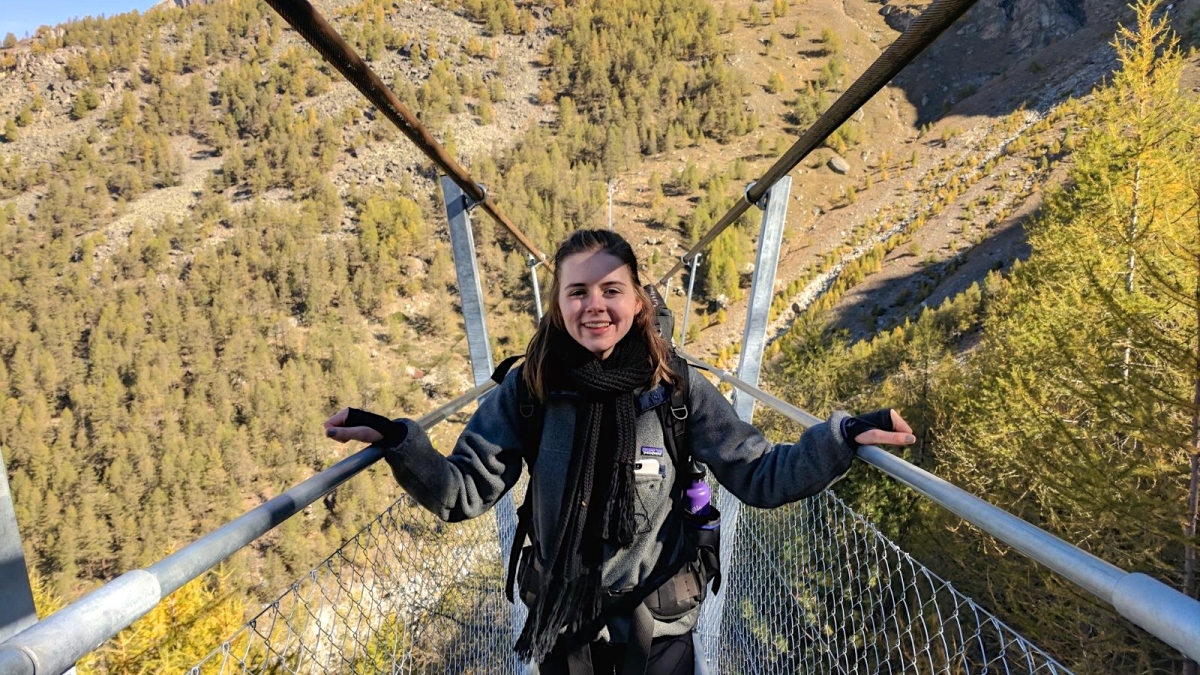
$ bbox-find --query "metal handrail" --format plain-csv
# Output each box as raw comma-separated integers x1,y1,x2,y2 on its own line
0,379,497,675
6,345,1199,674
681,351,1200,664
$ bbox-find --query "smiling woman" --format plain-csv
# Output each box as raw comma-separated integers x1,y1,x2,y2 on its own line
324,228,915,675
522,229,677,401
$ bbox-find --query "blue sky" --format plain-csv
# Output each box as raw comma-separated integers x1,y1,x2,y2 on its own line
2,0,161,40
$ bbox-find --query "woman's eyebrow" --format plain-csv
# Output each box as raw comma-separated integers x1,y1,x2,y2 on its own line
564,279,628,288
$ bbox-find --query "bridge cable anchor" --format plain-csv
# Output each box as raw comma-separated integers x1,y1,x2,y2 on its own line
463,183,488,211
744,181,769,210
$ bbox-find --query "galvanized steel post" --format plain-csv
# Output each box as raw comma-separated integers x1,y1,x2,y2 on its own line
440,176,526,673
443,176,496,385
679,253,701,349
697,178,790,670
731,178,789,424
528,255,544,323
0,447,37,643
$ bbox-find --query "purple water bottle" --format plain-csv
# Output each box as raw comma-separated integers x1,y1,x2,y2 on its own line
684,463,711,516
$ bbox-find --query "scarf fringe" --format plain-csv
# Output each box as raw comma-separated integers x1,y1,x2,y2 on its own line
514,570,603,663
603,462,638,546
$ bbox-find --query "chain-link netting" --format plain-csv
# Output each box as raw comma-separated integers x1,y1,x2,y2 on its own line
191,482,1071,675
189,489,523,675
696,489,1074,675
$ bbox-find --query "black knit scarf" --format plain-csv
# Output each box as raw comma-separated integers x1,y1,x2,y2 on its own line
514,332,655,663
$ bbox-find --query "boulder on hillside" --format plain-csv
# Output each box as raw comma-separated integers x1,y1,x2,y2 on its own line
880,4,920,32
827,155,850,175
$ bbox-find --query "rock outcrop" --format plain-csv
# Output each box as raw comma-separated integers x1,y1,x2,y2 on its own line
889,0,1122,122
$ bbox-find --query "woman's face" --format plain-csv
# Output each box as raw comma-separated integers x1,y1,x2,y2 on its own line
558,249,643,360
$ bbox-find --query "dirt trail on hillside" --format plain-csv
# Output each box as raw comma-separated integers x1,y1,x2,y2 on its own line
676,11,1131,372
92,137,222,272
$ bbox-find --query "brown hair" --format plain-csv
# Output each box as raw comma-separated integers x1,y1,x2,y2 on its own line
522,229,679,400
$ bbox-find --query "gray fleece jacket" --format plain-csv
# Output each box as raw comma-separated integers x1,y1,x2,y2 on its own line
383,366,856,641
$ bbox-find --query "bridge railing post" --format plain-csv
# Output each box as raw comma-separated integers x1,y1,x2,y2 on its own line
679,253,701,349
696,177,791,670
441,176,527,674
528,255,544,323
0,446,38,645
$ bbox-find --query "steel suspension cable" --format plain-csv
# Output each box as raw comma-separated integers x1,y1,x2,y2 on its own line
656,0,980,285
263,0,549,265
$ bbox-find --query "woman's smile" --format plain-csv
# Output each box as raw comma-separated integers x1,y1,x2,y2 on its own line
558,249,642,359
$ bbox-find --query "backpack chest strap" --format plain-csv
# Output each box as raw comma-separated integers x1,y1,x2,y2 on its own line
636,384,669,415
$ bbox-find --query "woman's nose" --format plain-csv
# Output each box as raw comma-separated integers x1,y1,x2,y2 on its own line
582,290,604,310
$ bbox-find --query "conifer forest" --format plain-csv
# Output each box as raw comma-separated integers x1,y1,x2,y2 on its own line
1,0,1199,671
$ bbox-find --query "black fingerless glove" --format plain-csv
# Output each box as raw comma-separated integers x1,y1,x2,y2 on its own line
346,408,408,446
840,409,894,451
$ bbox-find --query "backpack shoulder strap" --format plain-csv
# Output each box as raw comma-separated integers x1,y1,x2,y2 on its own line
494,355,549,603
514,370,545,468
657,351,692,471
489,354,545,467
669,351,690,418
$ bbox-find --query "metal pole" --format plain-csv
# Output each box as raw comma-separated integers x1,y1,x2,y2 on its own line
607,181,615,230
440,176,526,673
732,178,790,424
442,176,495,386
0,447,37,643
0,451,382,675
262,0,549,265
0,381,494,675
697,179,790,669
528,256,544,323
679,254,701,349
677,351,821,428
655,0,981,287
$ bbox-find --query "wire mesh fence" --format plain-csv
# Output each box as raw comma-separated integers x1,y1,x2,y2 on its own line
697,489,1074,675
191,485,1072,675
189,490,521,675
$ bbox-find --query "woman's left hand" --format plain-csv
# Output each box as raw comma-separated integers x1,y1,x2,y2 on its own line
850,409,916,447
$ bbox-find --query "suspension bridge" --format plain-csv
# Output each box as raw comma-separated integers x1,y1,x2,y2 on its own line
1,0,1199,672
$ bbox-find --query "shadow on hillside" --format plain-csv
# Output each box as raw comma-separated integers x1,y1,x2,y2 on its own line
797,47,835,59
827,209,1032,343
884,0,1121,127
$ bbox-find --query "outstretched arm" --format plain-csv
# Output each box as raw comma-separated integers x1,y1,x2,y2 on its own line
686,369,913,508
323,371,527,522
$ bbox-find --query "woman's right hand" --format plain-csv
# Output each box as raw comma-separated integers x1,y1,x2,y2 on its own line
323,408,385,444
